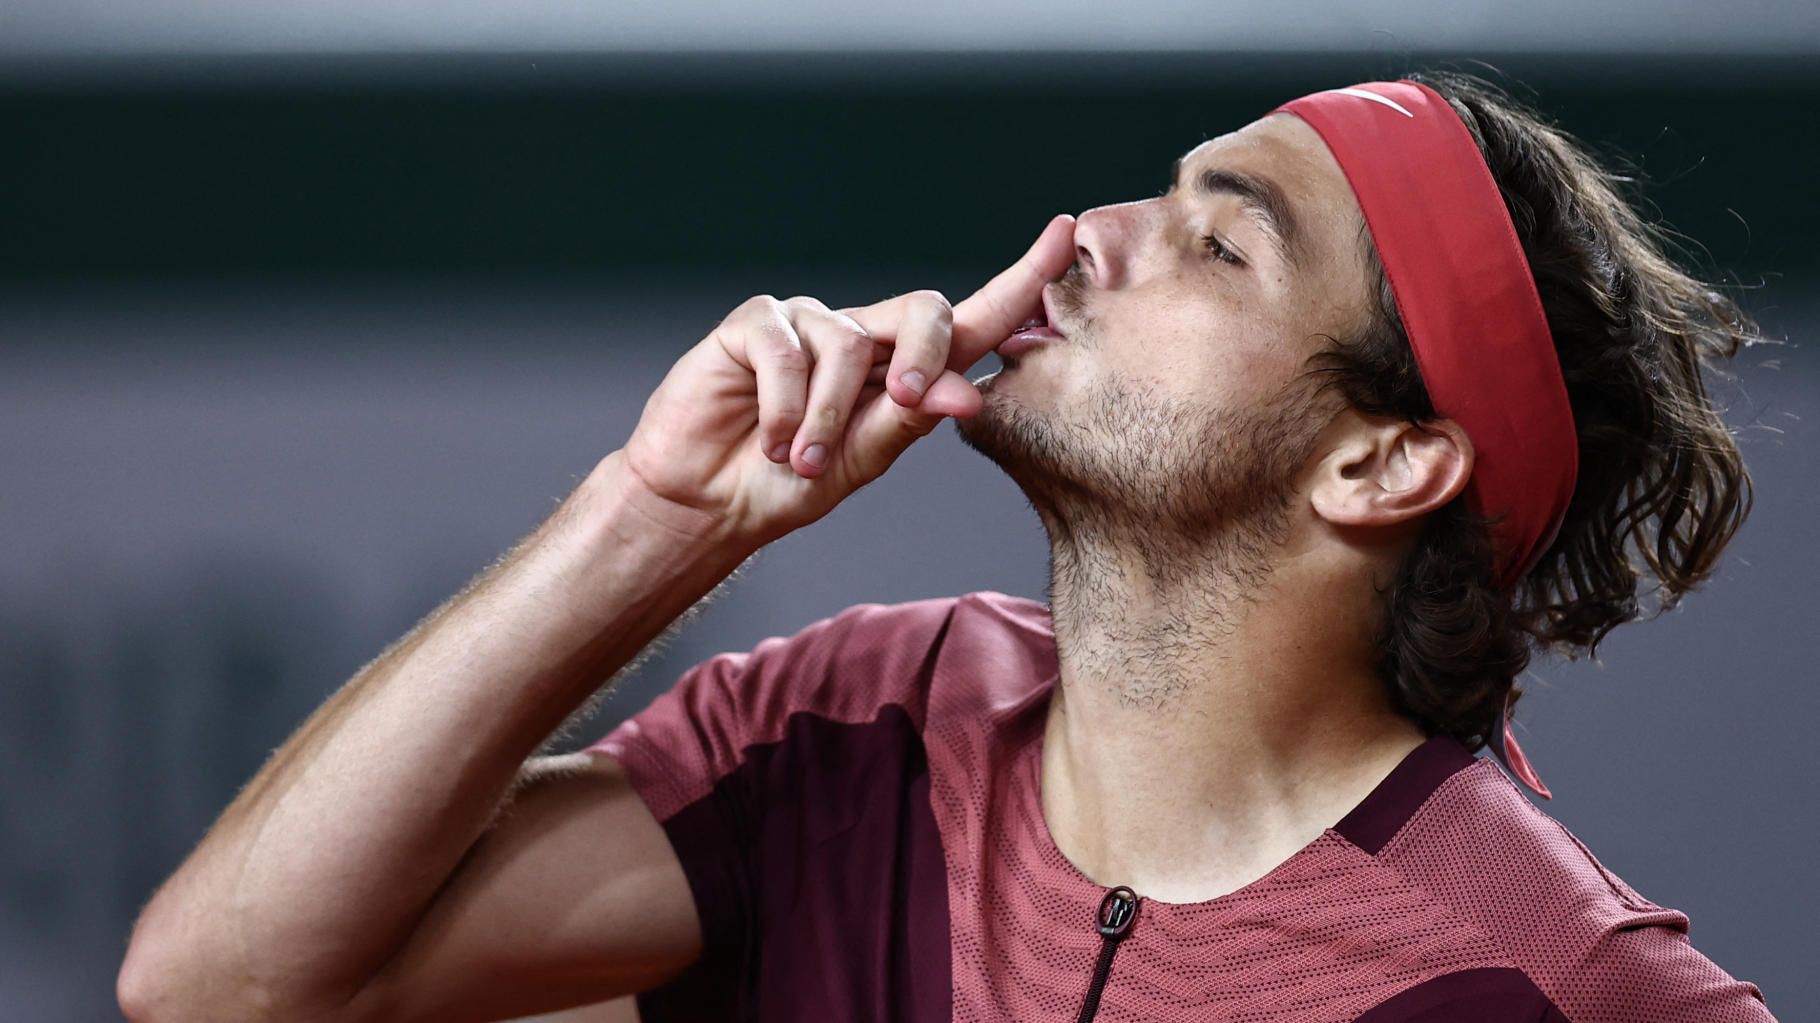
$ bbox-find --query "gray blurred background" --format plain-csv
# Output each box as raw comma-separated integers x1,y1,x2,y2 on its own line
3,2,1817,1020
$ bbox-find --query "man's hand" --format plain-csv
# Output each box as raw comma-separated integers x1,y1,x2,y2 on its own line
620,213,1077,548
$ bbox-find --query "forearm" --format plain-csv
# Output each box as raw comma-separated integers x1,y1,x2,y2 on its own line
120,449,756,1020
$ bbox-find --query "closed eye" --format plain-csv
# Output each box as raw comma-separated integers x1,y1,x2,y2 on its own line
1202,233,1245,268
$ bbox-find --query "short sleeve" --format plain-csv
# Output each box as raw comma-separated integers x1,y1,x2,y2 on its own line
583,596,960,1013
1556,917,1778,1022
588,596,958,820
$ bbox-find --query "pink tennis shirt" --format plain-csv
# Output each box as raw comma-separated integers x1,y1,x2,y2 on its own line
587,590,1777,1022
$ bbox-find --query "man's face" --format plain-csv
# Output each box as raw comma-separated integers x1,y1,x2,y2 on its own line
956,112,1375,566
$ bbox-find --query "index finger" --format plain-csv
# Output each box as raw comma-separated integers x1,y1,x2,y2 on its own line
948,213,1078,370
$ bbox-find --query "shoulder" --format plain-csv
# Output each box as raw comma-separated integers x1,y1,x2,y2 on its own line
1378,757,1674,925
589,589,1055,815
722,587,1053,723
1380,761,1774,1021
925,589,1059,725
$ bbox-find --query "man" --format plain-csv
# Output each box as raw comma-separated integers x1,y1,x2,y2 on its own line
118,71,1778,1022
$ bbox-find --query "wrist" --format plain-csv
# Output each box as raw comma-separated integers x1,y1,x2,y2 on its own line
495,449,757,655
569,449,755,566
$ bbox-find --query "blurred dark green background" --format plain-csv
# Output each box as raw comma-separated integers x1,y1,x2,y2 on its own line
6,54,1814,290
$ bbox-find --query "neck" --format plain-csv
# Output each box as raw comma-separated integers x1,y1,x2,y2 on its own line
1037,520,1427,904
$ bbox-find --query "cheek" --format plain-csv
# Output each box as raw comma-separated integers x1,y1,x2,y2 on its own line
1162,305,1297,384
1094,278,1300,386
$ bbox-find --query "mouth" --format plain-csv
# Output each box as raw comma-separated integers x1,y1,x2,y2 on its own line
997,285,1067,359
997,313,1062,360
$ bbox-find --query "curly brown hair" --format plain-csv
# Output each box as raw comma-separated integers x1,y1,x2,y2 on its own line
1298,68,1768,754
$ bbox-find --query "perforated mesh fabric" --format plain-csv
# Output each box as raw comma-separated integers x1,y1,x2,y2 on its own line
1381,759,1774,1021
929,689,1507,1021
925,669,1774,1021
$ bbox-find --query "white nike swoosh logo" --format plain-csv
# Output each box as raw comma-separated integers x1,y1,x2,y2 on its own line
1325,87,1415,118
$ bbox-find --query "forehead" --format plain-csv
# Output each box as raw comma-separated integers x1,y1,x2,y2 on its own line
1179,112,1364,265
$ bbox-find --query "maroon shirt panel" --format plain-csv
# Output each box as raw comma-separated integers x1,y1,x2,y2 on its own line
1352,967,1567,1022
633,706,950,1023
1333,733,1481,855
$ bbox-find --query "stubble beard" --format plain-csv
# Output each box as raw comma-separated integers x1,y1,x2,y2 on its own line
955,349,1334,710
954,348,1333,598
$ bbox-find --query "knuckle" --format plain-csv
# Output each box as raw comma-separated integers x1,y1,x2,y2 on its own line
831,311,872,339
984,291,1016,326
830,329,873,357
729,294,784,327
911,289,953,317
767,388,807,418
750,307,792,337
765,339,809,367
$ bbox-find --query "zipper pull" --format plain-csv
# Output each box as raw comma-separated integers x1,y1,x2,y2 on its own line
1097,885,1140,939
1075,886,1141,1023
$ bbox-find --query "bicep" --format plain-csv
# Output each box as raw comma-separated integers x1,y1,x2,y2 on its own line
345,751,700,1023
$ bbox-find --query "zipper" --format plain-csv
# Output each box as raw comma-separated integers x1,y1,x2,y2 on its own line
1074,885,1141,1023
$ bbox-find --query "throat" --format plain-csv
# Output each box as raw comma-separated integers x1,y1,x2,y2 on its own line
1029,461,1425,903
1034,677,1428,904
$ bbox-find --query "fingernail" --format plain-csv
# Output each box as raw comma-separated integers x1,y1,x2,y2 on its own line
803,443,827,468
768,441,790,462
901,369,927,395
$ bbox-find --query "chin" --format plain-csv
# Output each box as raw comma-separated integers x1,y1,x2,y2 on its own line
954,379,1059,476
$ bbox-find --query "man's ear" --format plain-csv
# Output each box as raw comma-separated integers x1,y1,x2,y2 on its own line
1310,411,1474,528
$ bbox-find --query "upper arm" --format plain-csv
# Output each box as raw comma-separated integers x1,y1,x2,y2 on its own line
343,751,699,1023
1563,919,1778,1022
341,597,958,1023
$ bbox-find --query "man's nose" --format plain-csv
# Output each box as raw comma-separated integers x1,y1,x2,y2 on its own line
1071,200,1155,291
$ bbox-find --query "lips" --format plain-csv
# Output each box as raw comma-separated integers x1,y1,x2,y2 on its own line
1015,309,1047,333
996,282,1068,359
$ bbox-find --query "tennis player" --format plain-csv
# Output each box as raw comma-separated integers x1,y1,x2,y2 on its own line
119,70,1779,1022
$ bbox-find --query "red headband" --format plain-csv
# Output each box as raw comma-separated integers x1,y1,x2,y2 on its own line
1273,80,1577,800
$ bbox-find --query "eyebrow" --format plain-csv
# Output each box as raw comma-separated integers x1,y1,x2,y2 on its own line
1167,156,1305,272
